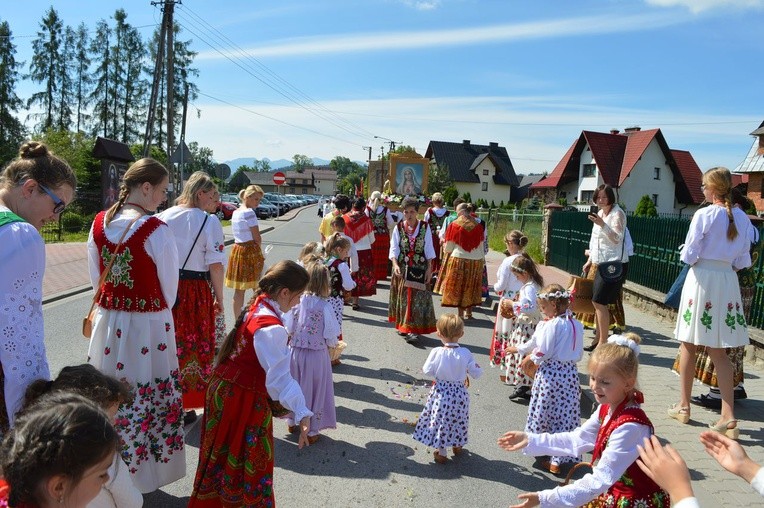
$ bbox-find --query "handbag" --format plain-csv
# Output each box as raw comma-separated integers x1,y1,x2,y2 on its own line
597,235,626,283
403,265,427,290
83,215,142,338
568,273,594,315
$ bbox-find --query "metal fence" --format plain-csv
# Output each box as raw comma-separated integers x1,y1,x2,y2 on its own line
40,209,92,243
547,210,764,329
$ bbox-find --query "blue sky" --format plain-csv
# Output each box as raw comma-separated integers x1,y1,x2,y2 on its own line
4,0,764,173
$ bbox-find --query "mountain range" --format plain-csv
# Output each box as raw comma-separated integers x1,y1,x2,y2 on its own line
222,157,332,171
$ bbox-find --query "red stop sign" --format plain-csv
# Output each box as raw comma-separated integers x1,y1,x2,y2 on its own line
272,171,286,185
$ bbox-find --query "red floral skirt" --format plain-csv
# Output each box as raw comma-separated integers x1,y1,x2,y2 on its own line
353,249,377,296
189,375,275,507
172,279,215,409
371,233,390,280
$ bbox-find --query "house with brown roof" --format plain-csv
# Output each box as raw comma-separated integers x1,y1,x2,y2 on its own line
424,140,520,205
530,127,704,216
733,120,764,214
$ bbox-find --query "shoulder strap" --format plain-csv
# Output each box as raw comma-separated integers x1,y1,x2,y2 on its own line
182,213,209,270
0,211,25,228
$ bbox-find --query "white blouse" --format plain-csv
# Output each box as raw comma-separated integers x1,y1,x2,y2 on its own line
365,205,394,228
352,230,375,251
335,259,356,291
525,402,652,508
494,254,523,299
525,312,584,365
338,233,359,273
0,208,50,426
87,211,179,308
87,454,142,508
156,206,226,271
422,344,483,382
588,205,628,264
229,207,259,243
251,298,313,423
512,282,540,316
389,222,436,260
680,205,753,270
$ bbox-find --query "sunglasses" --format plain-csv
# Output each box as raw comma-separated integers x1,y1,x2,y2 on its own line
39,183,66,214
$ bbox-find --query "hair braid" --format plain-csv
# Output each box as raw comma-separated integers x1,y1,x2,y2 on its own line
724,195,738,241
105,186,130,226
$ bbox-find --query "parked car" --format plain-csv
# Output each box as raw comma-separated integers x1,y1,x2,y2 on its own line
214,201,237,220
286,194,307,206
256,201,279,219
265,193,291,213
221,193,241,205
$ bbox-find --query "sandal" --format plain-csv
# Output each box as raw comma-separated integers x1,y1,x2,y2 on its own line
708,419,739,440
667,404,690,424
433,451,448,464
452,446,463,456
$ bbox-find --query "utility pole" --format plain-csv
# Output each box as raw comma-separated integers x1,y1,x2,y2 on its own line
144,1,170,157
362,146,372,163
179,80,189,189
374,135,401,157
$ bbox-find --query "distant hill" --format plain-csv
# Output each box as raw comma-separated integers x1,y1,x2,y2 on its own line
223,157,332,170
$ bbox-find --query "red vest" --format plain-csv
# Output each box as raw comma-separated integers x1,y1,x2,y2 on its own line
214,298,282,390
593,403,669,507
92,211,168,312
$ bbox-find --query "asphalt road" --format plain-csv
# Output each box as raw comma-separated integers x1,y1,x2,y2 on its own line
43,206,561,508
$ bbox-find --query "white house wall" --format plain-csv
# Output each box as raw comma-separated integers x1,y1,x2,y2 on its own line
619,140,677,214
454,157,512,204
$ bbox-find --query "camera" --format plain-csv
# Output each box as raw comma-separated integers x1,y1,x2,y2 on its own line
588,205,598,217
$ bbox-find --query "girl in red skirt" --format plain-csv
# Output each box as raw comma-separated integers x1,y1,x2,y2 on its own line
343,197,376,309
189,260,312,507
366,191,394,281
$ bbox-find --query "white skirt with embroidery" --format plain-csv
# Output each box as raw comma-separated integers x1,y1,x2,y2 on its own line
674,259,749,348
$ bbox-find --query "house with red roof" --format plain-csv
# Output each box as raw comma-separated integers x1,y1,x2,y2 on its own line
733,120,764,214
530,127,704,216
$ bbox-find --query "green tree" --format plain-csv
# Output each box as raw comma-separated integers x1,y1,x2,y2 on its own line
27,7,65,131
329,155,361,178
634,195,658,217
71,23,92,132
292,154,312,173
89,18,112,137
186,141,216,176
40,129,101,212
228,167,251,191
428,162,453,195
0,20,26,163
442,186,458,206
462,192,472,203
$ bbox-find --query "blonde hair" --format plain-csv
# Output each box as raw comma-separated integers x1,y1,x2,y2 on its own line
298,241,325,264
176,171,217,208
431,192,444,206
0,141,76,192
436,313,464,341
239,184,264,202
369,190,382,208
104,158,168,226
703,166,738,241
589,332,641,383
325,233,350,256
304,261,330,298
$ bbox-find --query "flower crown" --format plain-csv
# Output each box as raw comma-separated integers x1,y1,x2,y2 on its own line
510,264,527,273
537,289,570,300
607,334,640,356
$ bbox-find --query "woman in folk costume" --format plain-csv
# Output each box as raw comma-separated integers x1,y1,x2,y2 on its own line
435,202,486,320
423,192,450,283
366,190,394,281
389,196,437,343
0,141,76,434
87,158,185,493
343,197,376,309
189,261,312,507
157,171,226,424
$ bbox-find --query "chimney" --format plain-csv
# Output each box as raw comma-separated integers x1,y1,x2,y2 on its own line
610,129,620,135
623,126,641,134
489,142,498,148
463,140,470,147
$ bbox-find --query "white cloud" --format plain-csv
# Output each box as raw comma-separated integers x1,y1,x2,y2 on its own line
644,0,764,13
400,0,441,10
196,12,680,60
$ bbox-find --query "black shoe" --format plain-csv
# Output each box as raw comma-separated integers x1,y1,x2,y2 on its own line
735,387,748,400
583,343,597,352
183,410,198,425
396,330,408,336
405,333,419,343
509,386,531,401
691,394,722,409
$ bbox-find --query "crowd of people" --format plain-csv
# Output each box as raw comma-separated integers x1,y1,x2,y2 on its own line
0,141,761,507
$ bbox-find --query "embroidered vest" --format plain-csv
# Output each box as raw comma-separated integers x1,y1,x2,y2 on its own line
93,211,168,312
368,206,390,235
426,207,448,236
214,304,281,390
326,257,345,298
593,404,669,507
397,220,427,268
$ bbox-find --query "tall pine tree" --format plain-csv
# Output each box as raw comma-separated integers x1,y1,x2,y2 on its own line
72,22,92,133
26,7,64,131
0,20,26,162
89,19,112,138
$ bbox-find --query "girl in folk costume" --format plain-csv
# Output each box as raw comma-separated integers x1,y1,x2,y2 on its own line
499,333,670,508
519,284,583,474
423,192,449,282
286,261,340,443
504,256,544,400
435,202,486,319
189,261,312,507
86,158,185,493
157,171,226,423
413,314,483,464
0,142,75,434
389,197,438,343
343,197,376,309
366,190,395,281
225,185,266,318
489,231,528,372
297,241,325,266
324,234,356,365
